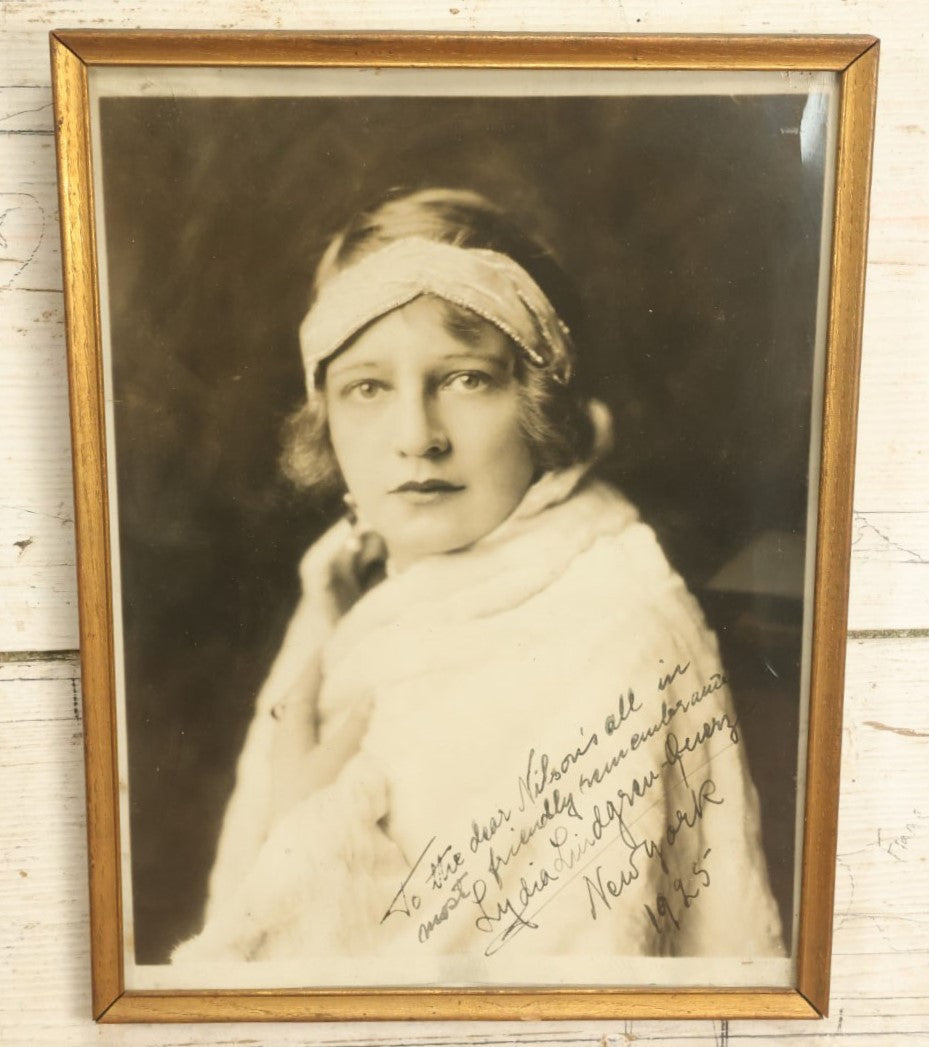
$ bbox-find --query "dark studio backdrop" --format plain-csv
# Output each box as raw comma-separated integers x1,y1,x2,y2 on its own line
99,89,827,964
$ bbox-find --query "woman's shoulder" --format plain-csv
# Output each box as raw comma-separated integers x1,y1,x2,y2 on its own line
557,479,672,580
549,479,712,641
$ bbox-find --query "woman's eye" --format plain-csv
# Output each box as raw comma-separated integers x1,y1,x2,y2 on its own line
345,380,385,401
446,371,490,392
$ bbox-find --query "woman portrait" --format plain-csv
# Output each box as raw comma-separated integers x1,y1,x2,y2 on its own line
98,73,830,988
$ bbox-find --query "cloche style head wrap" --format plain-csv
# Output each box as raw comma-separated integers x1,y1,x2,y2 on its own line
298,236,576,399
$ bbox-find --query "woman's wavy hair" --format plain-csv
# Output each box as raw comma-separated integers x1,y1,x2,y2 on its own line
281,187,596,492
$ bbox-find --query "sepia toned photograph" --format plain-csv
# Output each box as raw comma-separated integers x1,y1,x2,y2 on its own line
50,33,879,1017
89,64,836,989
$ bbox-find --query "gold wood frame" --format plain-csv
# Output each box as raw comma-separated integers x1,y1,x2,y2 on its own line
51,30,878,1024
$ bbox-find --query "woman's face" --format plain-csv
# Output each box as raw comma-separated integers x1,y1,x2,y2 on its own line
325,296,535,570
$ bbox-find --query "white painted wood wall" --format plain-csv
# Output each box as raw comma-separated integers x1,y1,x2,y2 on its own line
1,2,926,1044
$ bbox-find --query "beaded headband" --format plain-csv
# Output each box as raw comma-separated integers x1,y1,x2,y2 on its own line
298,236,575,399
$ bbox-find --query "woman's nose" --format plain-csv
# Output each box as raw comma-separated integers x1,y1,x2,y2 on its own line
394,390,450,458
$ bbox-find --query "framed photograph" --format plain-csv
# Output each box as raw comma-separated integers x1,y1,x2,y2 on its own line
51,31,878,1022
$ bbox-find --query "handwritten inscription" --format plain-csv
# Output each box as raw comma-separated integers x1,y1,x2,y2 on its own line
382,661,738,955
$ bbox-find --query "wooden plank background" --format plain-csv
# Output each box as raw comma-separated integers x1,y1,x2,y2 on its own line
1,2,926,1044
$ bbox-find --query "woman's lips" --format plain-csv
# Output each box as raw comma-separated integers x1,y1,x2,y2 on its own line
391,479,465,504
393,480,464,493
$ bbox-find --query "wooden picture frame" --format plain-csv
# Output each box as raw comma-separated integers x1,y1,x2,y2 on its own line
50,30,878,1023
